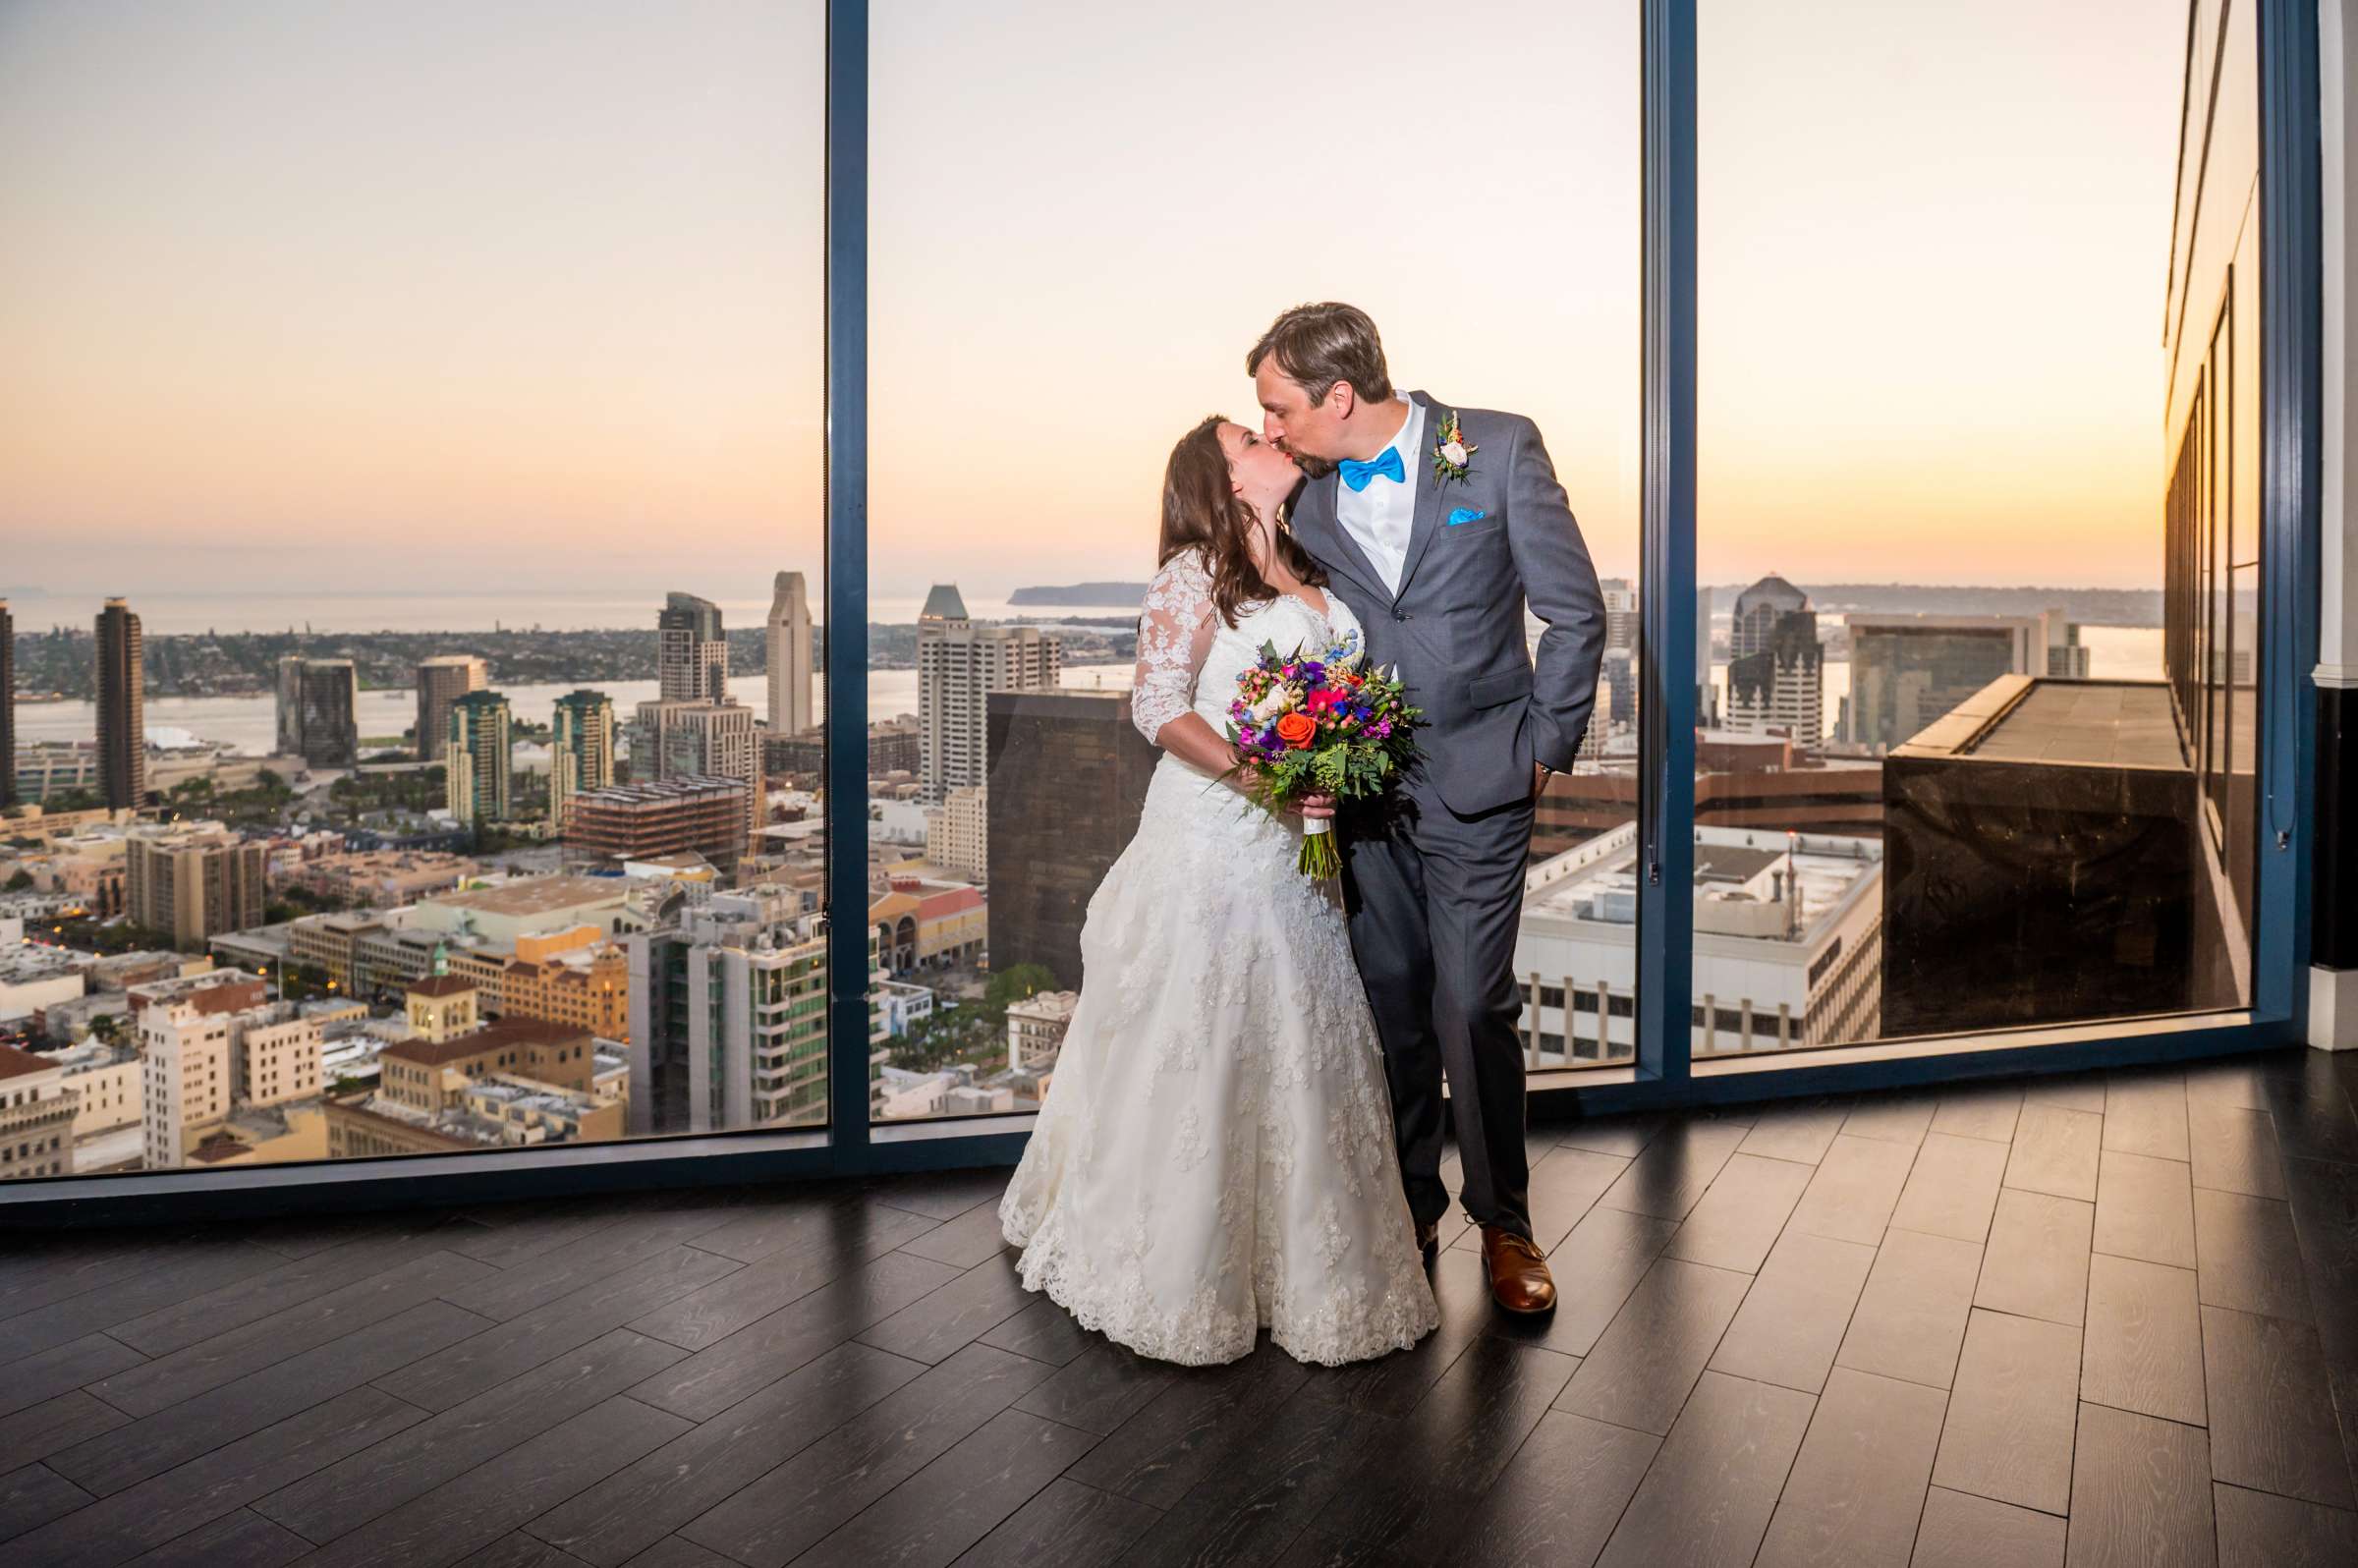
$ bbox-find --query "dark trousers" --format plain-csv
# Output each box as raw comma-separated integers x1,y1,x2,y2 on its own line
1342,793,1536,1241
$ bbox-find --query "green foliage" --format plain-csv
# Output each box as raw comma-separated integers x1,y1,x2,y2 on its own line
982,963,1058,1016
3,869,32,893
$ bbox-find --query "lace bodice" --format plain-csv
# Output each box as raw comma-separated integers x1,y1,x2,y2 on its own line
1130,548,1364,746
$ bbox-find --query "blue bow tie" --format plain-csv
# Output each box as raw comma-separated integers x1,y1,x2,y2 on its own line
1338,446,1405,492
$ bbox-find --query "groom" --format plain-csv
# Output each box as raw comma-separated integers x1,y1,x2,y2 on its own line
1252,303,1605,1315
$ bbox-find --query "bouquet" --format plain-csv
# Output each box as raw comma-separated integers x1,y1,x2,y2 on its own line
1221,627,1424,877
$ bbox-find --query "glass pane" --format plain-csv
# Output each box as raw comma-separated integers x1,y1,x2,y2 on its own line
0,0,826,1178
867,0,1641,1123
1693,0,2261,1056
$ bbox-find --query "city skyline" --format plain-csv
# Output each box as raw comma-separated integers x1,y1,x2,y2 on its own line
3,0,2185,605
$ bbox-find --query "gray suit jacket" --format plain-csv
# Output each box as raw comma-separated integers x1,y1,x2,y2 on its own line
1288,390,1607,817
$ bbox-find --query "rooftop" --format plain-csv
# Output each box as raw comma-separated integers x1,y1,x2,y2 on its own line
381,1015,588,1068
408,975,477,999
0,1042,62,1083
422,877,625,919
1957,680,2187,770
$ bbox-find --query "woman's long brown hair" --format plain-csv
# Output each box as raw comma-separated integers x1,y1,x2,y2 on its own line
1157,416,1327,629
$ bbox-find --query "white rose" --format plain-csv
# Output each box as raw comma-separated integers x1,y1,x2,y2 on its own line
1441,441,1469,466
1248,687,1300,722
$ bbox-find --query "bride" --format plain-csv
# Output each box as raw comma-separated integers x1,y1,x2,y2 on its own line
998,415,1441,1368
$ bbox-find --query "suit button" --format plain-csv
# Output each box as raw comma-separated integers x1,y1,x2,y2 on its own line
1392,610,1408,622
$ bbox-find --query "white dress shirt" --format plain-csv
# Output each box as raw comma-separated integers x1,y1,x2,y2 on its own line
1332,395,1425,597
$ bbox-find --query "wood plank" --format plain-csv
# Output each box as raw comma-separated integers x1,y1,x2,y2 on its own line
2023,1076,2109,1114
121,1508,313,1568
1932,1086,2025,1145
0,1241,289,1365
2080,1254,2205,1427
2193,1187,2313,1324
656,1193,880,1266
856,1254,1034,1366
1506,1204,1681,1360
1837,1227,1984,1390
1755,1367,1948,1568
1553,1256,1754,1435
1060,1345,1311,1508
977,1297,1094,1368
1549,1113,1665,1159
255,1327,687,1544
4,1387,428,1566
1929,1309,2082,1515
2187,1100,2288,1201
945,1477,1159,1568
898,1204,1017,1270
1114,1395,1397,1568
1012,1339,1177,1436
0,1332,149,1422
2201,1305,2356,1510
1593,1371,1817,1568
866,1168,1014,1222
675,1344,1060,1568
1841,1093,1937,1148
2093,1150,2199,1269
1293,1248,1488,1419
2212,1482,2358,1568
2104,1072,2191,1162
2260,1052,2358,1164
0,1462,92,1542
1891,1134,2011,1245
787,1406,1099,1568
269,1396,691,1568
1453,1411,1658,1568
454,1534,582,1568
0,1392,130,1477
1974,1189,2095,1327
1739,1101,1851,1165
1267,1526,1424,1568
1660,1152,1815,1273
100,1223,458,1358
439,1204,759,1322
2004,1105,2104,1204
2062,1402,2213,1568
629,1220,919,1352
609,1537,732,1568
1911,1486,2065,1568
1710,1228,1879,1395
1596,1119,1751,1220
1450,1145,1631,1256
1788,1135,1919,1246
520,1340,928,1567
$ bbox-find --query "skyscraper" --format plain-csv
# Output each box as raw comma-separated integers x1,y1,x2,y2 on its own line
658,592,728,703
918,585,1060,802
95,597,144,810
125,829,267,949
645,700,761,851
1725,576,1824,745
415,654,486,762
549,689,616,827
1844,613,2059,753
0,598,15,810
624,890,830,1136
766,571,814,737
446,690,513,825
274,657,360,767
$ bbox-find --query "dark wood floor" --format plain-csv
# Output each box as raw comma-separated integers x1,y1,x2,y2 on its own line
5,1048,2358,1568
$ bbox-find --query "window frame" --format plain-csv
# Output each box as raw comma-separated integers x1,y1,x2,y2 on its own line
0,0,2324,1225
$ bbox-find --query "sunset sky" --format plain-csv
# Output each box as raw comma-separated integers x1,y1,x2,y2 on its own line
0,0,2188,619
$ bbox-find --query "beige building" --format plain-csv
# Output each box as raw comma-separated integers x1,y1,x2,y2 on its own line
915,585,1060,802
1007,989,1080,1073
0,1043,77,1180
139,990,235,1170
416,654,487,763
51,1040,140,1141
406,973,479,1042
326,1015,619,1158
925,784,988,884
125,828,266,950
240,1014,323,1107
410,876,634,949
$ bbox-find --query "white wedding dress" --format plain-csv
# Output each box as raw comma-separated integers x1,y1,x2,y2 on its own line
998,547,1441,1368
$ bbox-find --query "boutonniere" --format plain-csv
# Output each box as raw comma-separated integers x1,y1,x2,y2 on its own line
1432,410,1477,485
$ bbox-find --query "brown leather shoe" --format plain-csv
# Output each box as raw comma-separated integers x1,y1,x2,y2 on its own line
1481,1226,1557,1315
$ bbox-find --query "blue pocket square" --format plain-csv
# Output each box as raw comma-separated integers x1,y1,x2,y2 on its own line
1447,507,1488,527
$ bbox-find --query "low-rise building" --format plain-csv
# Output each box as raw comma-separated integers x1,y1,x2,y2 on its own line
325,1015,620,1157
1006,989,1078,1073
0,1043,77,1180
0,940,88,1024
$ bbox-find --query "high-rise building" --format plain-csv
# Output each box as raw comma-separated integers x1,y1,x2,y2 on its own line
125,828,267,949
766,571,814,738
1842,613,2058,754
926,784,988,882
548,689,616,828
446,690,513,825
566,775,751,875
984,689,1160,989
918,585,1060,801
1725,577,1824,746
95,597,144,809
658,591,728,703
0,598,15,810
625,890,831,1136
1599,577,1640,654
632,699,760,851
274,656,360,768
415,655,486,762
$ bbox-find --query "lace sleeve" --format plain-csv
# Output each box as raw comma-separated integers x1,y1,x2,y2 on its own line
1131,549,1218,745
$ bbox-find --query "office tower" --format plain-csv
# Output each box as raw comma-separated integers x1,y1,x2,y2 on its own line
658,591,728,703
1599,577,1640,654
984,690,1160,989
926,784,988,882
918,585,1060,801
125,829,267,949
625,890,828,1136
446,690,513,824
0,598,14,810
566,776,751,876
634,699,760,851
95,597,144,809
274,656,360,767
1843,613,2056,753
416,654,486,762
766,570,814,737
548,689,616,827
1725,576,1824,745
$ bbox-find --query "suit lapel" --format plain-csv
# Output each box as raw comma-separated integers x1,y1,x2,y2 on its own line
1292,473,1387,603
1393,390,1451,598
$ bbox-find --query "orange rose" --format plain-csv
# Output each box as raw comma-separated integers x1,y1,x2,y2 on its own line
1273,711,1318,750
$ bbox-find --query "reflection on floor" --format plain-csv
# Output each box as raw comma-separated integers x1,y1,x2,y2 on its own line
2,1047,2355,1566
